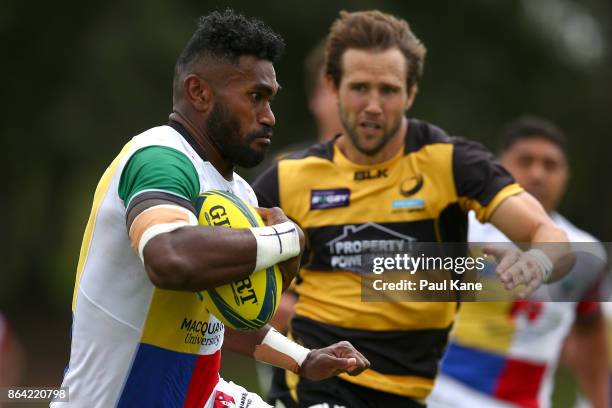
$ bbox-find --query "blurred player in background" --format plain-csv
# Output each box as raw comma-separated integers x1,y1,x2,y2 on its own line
54,9,368,408
254,10,570,408
428,116,609,408
303,40,344,145
0,312,25,387
260,39,344,177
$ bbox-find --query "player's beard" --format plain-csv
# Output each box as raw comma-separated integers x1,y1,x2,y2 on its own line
339,105,401,156
205,101,271,168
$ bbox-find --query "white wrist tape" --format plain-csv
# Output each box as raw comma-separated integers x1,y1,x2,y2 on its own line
254,328,311,373
526,248,554,282
250,221,300,272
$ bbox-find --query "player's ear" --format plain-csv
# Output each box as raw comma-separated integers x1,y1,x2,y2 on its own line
404,83,418,111
183,74,213,112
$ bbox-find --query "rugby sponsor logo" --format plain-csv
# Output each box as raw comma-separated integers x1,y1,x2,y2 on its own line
230,277,258,305
206,204,231,227
239,392,252,408
325,223,416,271
180,317,224,347
354,168,388,180
392,198,425,210
310,188,350,210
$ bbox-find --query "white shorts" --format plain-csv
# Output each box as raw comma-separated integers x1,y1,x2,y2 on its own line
203,377,272,408
427,374,517,408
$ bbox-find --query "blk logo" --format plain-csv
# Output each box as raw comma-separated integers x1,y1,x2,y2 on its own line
354,169,388,180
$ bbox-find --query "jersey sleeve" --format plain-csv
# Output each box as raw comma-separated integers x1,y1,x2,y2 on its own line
452,137,523,222
118,145,200,208
252,161,280,208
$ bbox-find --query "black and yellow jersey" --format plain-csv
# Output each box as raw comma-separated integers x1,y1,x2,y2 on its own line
252,118,523,399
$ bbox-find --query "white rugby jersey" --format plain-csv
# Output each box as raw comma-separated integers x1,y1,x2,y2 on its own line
54,123,257,408
432,211,605,408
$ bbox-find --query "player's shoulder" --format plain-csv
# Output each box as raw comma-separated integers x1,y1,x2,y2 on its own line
124,124,203,174
280,137,336,162
406,119,495,160
130,125,184,149
404,118,453,154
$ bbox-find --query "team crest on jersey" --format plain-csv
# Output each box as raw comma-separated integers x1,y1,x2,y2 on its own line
214,391,236,407
399,174,424,196
311,188,350,209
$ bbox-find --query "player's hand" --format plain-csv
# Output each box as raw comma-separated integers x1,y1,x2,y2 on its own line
256,207,305,291
483,244,544,298
299,341,370,381
257,206,290,226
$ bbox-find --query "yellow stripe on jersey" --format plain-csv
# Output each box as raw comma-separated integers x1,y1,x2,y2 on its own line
285,366,434,402
339,369,434,400
467,183,524,222
295,270,455,330
141,289,215,353
451,302,515,354
72,141,133,311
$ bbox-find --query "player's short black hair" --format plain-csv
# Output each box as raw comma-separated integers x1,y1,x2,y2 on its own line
498,116,567,154
173,9,285,100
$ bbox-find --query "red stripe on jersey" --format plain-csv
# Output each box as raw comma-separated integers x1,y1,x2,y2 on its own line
494,358,546,408
576,301,600,316
182,350,221,408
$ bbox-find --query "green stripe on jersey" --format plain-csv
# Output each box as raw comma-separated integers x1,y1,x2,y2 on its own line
118,146,200,205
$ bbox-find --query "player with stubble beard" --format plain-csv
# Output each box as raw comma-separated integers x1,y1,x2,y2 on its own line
253,10,571,408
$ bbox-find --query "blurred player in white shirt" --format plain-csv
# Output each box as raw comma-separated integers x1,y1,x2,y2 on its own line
429,116,609,408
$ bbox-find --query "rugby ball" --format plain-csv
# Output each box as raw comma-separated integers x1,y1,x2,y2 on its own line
195,190,282,331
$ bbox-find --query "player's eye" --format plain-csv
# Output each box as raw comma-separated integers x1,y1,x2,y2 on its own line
381,85,399,95
350,84,368,93
543,159,561,172
516,156,533,167
250,92,263,103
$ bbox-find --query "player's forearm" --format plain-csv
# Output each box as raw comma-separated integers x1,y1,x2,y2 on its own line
512,193,572,280
223,325,271,356
530,222,572,281
143,226,257,291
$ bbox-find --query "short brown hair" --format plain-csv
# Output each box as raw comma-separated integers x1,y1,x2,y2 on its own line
325,10,426,89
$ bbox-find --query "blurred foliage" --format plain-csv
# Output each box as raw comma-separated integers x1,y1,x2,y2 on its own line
1,0,611,400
